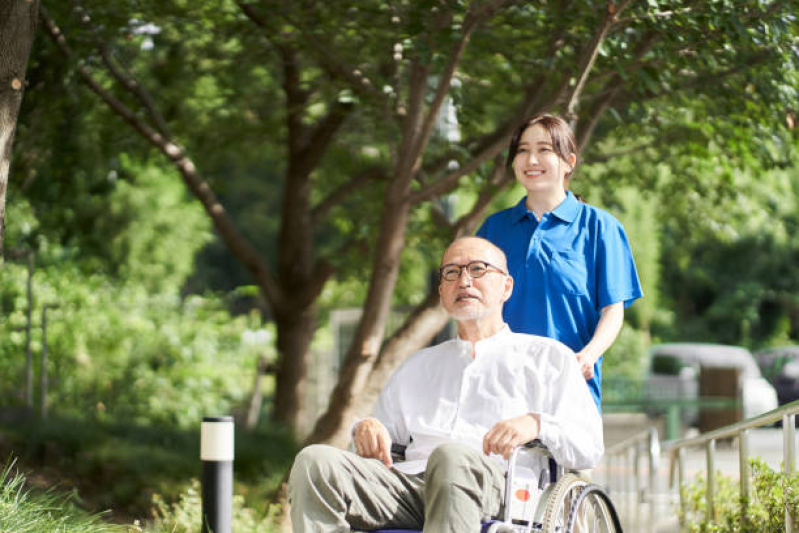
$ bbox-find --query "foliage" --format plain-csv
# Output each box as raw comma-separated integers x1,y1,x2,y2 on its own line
0,158,276,426
15,0,796,441
0,415,296,521
0,461,125,533
603,324,650,381
0,258,271,428
140,480,280,533
658,142,799,348
680,458,799,532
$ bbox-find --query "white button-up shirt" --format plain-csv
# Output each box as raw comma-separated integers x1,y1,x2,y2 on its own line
372,325,603,474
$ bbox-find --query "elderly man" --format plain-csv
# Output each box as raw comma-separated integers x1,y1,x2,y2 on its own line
289,237,603,532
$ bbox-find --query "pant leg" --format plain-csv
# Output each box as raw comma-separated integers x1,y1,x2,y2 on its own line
422,443,506,533
288,444,426,533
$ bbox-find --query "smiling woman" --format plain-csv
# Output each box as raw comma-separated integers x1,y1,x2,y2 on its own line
477,114,643,412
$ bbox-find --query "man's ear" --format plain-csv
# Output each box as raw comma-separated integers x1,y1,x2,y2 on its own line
502,274,514,303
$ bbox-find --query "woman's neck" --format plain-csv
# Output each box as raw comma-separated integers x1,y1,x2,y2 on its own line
525,190,567,220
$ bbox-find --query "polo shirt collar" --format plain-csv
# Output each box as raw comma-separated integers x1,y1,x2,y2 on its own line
510,191,581,224
551,191,581,223
510,197,532,224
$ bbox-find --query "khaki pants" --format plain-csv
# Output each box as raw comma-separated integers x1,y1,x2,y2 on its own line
288,442,506,533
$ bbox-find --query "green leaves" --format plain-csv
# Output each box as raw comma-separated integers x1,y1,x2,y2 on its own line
680,458,799,532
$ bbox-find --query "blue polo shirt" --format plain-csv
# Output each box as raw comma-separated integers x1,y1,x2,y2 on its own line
477,192,643,410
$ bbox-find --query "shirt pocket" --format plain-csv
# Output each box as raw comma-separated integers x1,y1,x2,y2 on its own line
549,250,589,296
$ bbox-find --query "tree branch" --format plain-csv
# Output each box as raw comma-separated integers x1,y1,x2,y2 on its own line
407,0,510,175
451,155,513,236
409,71,573,206
311,166,387,224
281,6,390,108
614,47,777,108
293,258,337,313
279,44,309,156
360,286,449,411
575,31,660,152
295,99,354,177
40,5,283,309
72,2,171,137
564,0,636,120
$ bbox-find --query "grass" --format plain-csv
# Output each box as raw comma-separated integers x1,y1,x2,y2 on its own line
0,461,126,532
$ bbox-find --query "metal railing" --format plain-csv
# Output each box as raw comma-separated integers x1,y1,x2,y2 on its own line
667,399,799,532
600,427,662,532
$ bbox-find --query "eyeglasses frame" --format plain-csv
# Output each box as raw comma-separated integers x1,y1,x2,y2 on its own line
438,260,507,283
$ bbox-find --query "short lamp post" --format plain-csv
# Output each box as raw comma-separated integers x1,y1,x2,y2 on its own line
201,416,234,533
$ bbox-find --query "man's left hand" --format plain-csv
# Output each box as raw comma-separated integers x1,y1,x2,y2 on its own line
483,414,541,460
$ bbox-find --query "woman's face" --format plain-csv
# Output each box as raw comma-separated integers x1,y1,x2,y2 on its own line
512,124,576,200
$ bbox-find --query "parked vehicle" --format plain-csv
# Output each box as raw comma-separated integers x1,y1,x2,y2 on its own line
754,345,799,406
644,343,779,426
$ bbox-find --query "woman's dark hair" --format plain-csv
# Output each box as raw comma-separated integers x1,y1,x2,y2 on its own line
506,114,578,174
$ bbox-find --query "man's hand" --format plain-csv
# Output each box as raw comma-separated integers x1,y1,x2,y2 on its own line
353,417,393,467
483,414,541,460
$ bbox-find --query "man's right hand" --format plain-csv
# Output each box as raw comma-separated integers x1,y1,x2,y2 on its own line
353,417,393,467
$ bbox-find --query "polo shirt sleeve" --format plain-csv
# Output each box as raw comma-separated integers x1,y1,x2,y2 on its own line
595,217,643,310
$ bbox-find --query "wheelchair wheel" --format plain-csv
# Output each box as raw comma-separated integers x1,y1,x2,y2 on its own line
565,484,622,533
540,473,588,533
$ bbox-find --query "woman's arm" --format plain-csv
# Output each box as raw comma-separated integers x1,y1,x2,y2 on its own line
575,302,624,379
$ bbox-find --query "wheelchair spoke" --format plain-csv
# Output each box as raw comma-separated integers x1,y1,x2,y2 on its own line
540,473,588,533
565,485,622,533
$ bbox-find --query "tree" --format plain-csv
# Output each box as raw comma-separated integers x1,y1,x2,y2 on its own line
28,0,796,445
0,0,39,256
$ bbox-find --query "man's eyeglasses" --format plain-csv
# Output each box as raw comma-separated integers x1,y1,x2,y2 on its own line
439,261,507,282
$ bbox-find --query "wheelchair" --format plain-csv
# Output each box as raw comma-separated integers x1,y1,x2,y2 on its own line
367,440,622,533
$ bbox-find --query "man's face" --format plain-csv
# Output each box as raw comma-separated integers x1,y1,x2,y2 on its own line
438,238,513,322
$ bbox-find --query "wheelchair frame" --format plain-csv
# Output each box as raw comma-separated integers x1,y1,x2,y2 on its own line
372,440,622,533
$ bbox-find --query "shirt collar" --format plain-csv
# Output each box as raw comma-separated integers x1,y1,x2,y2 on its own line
511,191,581,224
455,324,512,354
551,191,581,223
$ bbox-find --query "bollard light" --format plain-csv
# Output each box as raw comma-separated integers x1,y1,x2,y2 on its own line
201,416,234,533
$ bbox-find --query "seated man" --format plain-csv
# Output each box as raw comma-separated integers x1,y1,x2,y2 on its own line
289,236,603,533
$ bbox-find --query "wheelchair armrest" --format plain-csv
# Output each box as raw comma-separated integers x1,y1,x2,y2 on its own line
524,439,548,451
390,443,407,462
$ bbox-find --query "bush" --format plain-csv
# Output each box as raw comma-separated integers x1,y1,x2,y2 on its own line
680,458,799,532
139,480,280,533
0,415,297,521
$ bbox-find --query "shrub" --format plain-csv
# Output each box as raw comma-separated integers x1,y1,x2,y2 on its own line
139,480,280,533
680,458,799,532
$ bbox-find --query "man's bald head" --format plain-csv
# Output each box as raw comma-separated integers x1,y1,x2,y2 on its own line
438,237,513,324
440,236,508,273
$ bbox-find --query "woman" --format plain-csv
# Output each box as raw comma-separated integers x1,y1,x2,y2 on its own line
477,114,642,411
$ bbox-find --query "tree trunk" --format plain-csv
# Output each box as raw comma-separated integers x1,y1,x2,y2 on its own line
304,192,412,446
272,303,316,436
0,0,40,255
